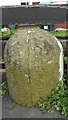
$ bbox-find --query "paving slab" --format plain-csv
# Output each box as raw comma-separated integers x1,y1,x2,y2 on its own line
2,93,68,119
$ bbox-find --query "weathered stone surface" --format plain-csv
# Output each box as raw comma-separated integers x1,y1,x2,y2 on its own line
4,26,60,106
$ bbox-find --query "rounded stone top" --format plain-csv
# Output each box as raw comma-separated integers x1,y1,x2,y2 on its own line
5,26,60,52
4,26,63,106
5,27,60,66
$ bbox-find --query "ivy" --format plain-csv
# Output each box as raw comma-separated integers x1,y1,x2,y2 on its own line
64,56,68,64
37,77,68,117
0,81,8,96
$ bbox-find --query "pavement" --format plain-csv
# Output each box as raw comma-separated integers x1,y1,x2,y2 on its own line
2,93,68,119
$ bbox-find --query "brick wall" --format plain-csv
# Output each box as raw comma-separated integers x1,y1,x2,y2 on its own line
54,23,68,29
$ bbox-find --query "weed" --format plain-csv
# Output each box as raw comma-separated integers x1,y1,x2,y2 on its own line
0,81,8,96
38,76,68,116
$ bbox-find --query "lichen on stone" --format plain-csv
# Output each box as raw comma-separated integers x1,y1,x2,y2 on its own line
4,26,61,106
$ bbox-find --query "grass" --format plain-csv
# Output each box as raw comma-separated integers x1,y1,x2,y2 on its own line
50,30,68,37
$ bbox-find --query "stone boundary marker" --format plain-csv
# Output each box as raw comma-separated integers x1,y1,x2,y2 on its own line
4,27,63,106
0,38,67,83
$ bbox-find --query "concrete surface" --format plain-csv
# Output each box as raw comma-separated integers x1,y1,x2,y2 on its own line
2,93,68,119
